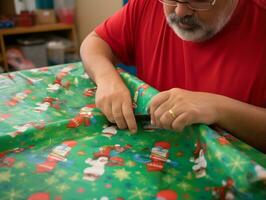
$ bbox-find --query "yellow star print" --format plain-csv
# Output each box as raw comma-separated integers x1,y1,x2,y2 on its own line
113,168,130,181
0,170,12,182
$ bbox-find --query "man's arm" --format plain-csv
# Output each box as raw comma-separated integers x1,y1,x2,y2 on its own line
80,31,120,84
80,32,137,133
149,88,266,152
216,95,266,152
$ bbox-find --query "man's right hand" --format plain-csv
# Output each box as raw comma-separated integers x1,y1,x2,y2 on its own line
95,76,137,133
80,31,137,133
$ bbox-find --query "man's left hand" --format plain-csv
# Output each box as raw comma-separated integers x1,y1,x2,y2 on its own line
149,88,220,131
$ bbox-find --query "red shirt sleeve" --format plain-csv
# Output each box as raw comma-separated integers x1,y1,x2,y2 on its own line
95,0,141,66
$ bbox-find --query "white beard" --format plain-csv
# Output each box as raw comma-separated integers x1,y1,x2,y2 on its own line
166,3,236,42
167,20,211,42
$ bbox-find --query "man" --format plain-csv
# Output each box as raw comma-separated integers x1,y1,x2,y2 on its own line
80,0,266,152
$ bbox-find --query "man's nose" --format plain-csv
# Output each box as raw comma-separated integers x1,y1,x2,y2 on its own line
175,3,194,17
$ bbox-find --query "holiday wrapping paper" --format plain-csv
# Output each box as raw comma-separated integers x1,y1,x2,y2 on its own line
0,62,265,200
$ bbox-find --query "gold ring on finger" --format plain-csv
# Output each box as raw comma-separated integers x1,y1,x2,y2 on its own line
168,109,176,119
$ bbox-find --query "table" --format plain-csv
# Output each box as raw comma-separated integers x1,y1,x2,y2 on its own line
0,62,265,200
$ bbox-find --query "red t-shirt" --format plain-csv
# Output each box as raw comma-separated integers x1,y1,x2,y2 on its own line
95,0,266,107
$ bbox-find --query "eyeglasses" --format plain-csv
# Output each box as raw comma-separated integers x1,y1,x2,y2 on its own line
158,0,217,11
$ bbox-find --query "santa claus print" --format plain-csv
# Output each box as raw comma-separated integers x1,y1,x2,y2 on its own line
0,157,16,168
133,84,150,108
192,149,207,178
146,141,171,171
212,178,236,200
156,190,178,200
132,141,178,171
17,71,42,85
9,120,45,137
6,89,32,106
93,144,131,161
0,113,10,122
83,144,132,181
101,125,117,138
190,138,207,178
247,164,266,183
83,87,97,97
0,73,16,82
83,156,109,181
133,141,178,171
47,65,75,92
36,140,77,173
34,97,61,113
67,104,96,128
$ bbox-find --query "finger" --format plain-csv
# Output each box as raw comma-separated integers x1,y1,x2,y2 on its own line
95,94,113,122
171,113,191,132
149,92,170,126
112,101,127,129
103,101,115,123
160,104,186,129
122,102,137,133
159,109,176,130
153,101,172,128
95,96,103,111
150,91,170,108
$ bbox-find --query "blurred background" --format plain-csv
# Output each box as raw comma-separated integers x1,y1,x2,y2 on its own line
0,0,130,73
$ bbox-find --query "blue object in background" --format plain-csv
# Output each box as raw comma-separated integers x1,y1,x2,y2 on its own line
119,0,137,75
36,0,54,9
117,64,136,75
0,20,15,29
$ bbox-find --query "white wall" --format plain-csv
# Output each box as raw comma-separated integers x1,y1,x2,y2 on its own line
76,0,123,45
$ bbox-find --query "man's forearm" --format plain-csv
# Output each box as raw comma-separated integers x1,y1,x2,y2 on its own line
80,32,122,85
216,96,266,152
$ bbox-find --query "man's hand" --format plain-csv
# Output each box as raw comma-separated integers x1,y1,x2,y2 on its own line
149,88,220,131
95,76,137,133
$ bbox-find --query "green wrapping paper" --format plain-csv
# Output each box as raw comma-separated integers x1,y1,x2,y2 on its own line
0,62,265,200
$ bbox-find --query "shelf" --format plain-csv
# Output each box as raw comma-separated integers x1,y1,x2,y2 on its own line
0,23,78,72
0,23,75,36
65,47,76,53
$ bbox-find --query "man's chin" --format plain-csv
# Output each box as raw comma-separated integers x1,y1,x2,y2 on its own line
171,26,212,42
